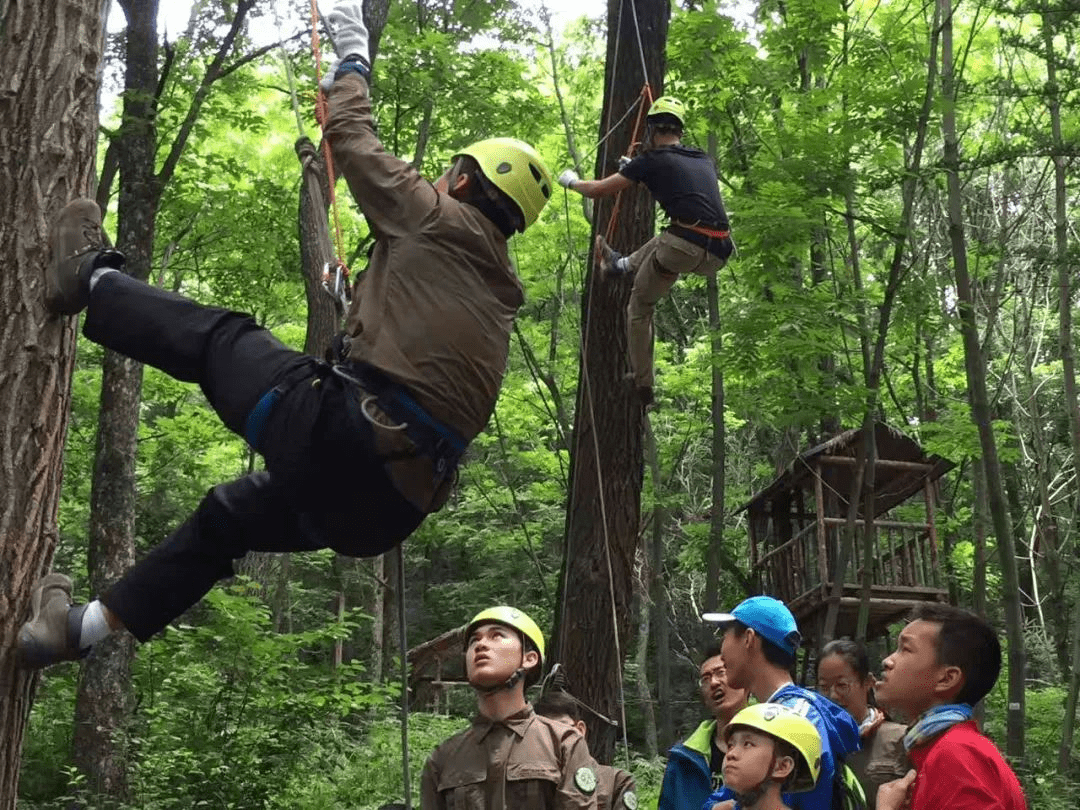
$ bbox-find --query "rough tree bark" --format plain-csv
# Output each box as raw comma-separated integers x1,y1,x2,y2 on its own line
552,0,668,766
71,1,159,797
0,1,110,805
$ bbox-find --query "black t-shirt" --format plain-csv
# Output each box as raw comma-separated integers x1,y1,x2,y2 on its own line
619,145,729,228
709,734,726,792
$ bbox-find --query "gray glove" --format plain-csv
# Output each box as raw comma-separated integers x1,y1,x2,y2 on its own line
320,58,340,93
558,169,579,188
325,1,370,63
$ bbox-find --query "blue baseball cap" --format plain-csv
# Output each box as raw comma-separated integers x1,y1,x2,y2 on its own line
702,595,802,655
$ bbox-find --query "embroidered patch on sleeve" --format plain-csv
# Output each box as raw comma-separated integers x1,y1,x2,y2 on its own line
574,766,597,794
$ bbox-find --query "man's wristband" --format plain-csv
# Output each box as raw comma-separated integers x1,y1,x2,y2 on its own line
335,56,372,83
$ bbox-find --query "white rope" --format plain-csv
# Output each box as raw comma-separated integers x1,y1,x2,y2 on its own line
626,0,651,89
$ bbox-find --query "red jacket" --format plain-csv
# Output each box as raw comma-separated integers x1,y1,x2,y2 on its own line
909,721,1026,809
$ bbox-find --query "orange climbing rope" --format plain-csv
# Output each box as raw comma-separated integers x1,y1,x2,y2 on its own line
310,0,351,300
603,82,654,244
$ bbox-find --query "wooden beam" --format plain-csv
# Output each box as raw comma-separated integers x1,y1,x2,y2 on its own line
822,516,929,530
819,456,933,472
815,463,828,586
925,480,940,586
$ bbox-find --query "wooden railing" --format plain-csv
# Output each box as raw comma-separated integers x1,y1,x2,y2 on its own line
756,518,941,603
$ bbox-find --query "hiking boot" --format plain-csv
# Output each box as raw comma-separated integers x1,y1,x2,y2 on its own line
17,573,89,669
46,199,124,315
595,234,627,276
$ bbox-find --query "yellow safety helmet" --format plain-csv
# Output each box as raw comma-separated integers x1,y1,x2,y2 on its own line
647,96,686,127
455,138,552,231
723,703,823,793
464,606,546,668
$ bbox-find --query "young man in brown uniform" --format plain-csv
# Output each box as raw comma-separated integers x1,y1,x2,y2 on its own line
17,3,553,668
534,689,639,810
421,607,599,809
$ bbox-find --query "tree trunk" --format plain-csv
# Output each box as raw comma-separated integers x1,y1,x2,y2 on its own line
0,1,109,805
1041,1,1078,687
552,0,668,766
384,544,402,689
703,165,726,629
643,417,669,753
972,460,988,617
1040,5,1080,771
371,554,386,683
941,0,1024,760
633,575,658,759
71,1,160,797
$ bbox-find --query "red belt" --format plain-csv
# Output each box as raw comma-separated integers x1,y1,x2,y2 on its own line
674,222,730,239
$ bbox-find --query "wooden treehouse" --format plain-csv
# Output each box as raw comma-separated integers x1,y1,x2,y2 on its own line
742,423,954,653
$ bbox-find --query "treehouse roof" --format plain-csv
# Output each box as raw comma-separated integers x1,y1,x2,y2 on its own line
741,422,954,519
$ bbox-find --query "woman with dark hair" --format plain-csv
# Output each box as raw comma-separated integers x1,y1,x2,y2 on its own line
817,639,909,809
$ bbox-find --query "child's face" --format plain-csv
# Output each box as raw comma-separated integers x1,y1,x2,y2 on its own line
722,728,790,794
876,619,947,719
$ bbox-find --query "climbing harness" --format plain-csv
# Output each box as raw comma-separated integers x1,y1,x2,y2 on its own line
332,361,467,483
668,221,733,259
243,361,325,451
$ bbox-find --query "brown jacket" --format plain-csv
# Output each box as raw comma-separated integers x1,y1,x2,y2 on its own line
421,706,599,809
849,718,909,810
324,73,523,512
595,764,637,810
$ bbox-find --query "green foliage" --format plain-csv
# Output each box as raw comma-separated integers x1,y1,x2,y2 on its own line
19,0,1080,803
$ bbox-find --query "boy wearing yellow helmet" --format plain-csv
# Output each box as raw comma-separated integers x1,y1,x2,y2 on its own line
17,2,553,672
712,703,823,810
421,607,598,809
557,95,732,408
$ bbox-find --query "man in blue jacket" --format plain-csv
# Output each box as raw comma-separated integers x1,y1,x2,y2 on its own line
659,643,750,810
702,596,861,810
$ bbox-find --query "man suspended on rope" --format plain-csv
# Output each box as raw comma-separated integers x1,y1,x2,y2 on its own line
421,607,599,809
17,2,552,671
557,96,733,408
534,689,639,810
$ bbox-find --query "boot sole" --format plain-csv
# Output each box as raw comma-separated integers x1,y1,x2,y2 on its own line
17,573,73,669
46,200,101,315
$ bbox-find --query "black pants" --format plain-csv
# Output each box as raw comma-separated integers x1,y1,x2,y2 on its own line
87,273,424,642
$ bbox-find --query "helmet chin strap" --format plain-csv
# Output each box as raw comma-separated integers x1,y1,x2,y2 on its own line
475,667,527,696
730,752,780,809
473,645,531,696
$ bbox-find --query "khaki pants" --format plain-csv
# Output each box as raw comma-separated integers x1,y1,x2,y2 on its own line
626,230,725,387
